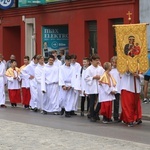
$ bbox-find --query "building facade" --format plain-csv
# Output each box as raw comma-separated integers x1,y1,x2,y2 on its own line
0,0,139,66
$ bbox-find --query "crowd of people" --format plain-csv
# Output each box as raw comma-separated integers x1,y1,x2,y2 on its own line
0,52,143,127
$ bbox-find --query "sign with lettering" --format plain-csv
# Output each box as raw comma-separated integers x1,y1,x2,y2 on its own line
27,0,45,4
18,0,67,7
0,0,14,9
42,25,68,59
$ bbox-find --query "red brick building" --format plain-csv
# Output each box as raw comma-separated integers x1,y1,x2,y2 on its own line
0,0,139,66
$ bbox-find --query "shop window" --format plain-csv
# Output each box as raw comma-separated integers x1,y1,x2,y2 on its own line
88,21,97,56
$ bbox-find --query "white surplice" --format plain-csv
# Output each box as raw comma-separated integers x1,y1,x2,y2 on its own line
35,63,45,110
59,64,75,112
41,64,60,112
98,77,117,102
120,72,143,93
53,59,62,68
71,62,81,111
21,61,38,109
20,65,30,88
110,67,121,94
80,67,88,96
6,68,21,89
84,65,105,94
0,62,6,105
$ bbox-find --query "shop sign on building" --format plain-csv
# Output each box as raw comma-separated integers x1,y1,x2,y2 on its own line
0,0,14,9
42,25,68,59
18,0,67,7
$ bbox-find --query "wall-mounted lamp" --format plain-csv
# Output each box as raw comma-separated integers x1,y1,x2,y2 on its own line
22,15,25,22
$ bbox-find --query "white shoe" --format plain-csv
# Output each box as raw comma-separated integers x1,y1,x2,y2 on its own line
143,98,148,104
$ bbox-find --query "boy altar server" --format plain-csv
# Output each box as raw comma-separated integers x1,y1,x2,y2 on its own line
21,55,38,111
110,56,121,122
0,54,6,108
51,50,62,67
20,56,31,109
59,55,75,117
80,57,90,116
99,62,117,124
84,54,104,122
41,55,60,114
5,59,21,107
35,55,45,111
70,54,82,115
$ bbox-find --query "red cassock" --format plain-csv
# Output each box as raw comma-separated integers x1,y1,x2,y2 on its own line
21,88,31,106
120,90,142,123
8,89,21,103
100,101,112,119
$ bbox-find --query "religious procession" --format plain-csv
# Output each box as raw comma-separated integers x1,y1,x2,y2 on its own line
1,23,149,129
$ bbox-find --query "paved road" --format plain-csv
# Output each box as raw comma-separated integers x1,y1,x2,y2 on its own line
0,106,150,150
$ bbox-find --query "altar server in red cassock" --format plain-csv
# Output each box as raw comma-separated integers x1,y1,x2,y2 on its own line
21,55,38,111
120,71,143,127
20,56,31,109
5,59,21,107
99,62,117,124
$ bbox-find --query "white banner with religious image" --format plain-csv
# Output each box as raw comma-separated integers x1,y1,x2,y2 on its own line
114,23,149,74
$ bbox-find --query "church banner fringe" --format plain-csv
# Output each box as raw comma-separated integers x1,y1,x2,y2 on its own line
114,23,149,74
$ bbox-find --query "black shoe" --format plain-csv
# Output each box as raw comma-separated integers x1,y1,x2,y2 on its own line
70,111,77,116
136,120,142,125
87,114,91,119
65,113,71,118
14,103,17,107
96,115,100,121
34,107,38,112
108,119,113,123
114,119,120,123
65,114,71,117
81,112,84,116
60,108,65,115
65,111,71,117
1,104,7,108
128,122,134,127
90,118,96,122
43,110,47,115
11,103,15,107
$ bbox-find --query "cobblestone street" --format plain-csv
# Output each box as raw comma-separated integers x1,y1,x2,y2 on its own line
0,118,150,150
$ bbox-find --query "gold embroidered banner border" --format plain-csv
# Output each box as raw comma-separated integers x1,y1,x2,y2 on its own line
114,23,149,74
